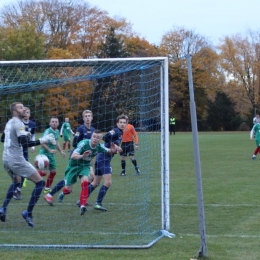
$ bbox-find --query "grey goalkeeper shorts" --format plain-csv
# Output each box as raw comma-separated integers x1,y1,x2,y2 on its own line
3,159,37,179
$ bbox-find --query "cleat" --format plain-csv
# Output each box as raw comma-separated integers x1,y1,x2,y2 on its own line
44,194,54,206
252,156,256,160
76,200,89,207
43,188,51,194
94,203,107,211
0,208,6,222
13,189,22,200
80,206,87,216
135,166,140,175
21,211,34,227
120,170,126,176
23,178,27,188
57,192,64,203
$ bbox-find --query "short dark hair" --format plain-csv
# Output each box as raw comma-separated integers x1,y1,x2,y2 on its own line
116,115,128,123
93,129,102,134
10,102,22,113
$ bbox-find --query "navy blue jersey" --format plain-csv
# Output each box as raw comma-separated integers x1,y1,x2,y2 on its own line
96,127,123,162
23,120,36,135
22,120,36,160
72,124,95,148
102,127,123,148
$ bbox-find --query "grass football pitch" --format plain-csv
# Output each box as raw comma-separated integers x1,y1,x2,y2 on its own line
1,132,260,259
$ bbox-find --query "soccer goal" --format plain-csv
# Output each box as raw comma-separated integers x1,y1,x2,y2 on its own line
0,57,170,249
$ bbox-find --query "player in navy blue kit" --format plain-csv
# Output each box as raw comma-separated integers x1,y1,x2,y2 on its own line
73,110,95,148
87,115,127,211
73,110,95,182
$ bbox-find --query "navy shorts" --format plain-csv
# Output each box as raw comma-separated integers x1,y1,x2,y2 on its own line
94,159,112,176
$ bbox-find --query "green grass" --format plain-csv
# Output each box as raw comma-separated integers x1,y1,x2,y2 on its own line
1,132,260,259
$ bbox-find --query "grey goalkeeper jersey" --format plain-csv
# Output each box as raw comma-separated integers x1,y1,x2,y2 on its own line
2,117,27,162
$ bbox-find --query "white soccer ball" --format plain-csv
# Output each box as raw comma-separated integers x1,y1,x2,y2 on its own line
34,154,49,170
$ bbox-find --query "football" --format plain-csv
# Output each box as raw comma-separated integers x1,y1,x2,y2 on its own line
34,154,49,170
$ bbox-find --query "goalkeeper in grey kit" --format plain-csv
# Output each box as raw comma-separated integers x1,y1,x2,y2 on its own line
0,102,56,227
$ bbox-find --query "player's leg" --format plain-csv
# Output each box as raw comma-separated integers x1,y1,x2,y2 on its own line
252,141,260,159
44,179,65,205
45,166,76,205
0,165,20,222
120,155,126,176
44,155,57,193
14,152,29,200
62,137,66,150
94,171,112,211
79,173,90,215
24,170,45,227
120,142,127,176
88,174,102,198
67,140,71,152
129,142,140,175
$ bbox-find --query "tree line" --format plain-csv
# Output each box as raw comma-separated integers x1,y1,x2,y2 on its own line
0,0,259,131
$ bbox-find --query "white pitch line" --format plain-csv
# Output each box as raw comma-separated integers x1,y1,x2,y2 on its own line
179,233,260,238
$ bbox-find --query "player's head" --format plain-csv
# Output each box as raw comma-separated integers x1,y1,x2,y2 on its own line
65,117,69,122
49,117,59,129
124,115,129,123
90,129,103,146
23,107,31,120
116,115,127,130
10,102,25,119
82,110,93,125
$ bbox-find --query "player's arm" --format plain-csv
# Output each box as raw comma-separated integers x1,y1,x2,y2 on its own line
60,123,64,137
109,143,122,154
30,123,36,151
56,141,66,157
250,128,255,140
18,132,56,148
132,128,139,148
73,127,83,148
103,131,113,143
71,150,91,160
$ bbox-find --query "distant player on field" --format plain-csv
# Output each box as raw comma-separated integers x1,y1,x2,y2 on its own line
60,117,74,152
120,116,140,176
0,102,56,227
39,117,66,193
250,121,260,159
44,130,119,215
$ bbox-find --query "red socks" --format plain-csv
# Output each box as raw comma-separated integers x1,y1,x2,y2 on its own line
46,171,56,188
80,181,89,207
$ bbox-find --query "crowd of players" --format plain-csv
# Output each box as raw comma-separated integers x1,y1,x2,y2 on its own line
0,102,140,227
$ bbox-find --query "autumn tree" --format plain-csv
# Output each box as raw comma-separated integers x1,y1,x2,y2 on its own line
0,23,45,60
218,30,260,110
125,36,159,57
159,26,222,130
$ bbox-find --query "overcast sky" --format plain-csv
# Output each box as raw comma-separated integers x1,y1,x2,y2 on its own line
0,0,259,46
87,0,260,46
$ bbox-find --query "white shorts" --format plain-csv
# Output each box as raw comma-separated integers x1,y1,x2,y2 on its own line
3,159,37,179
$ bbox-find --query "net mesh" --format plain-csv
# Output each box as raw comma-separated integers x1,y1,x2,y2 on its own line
0,58,167,248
